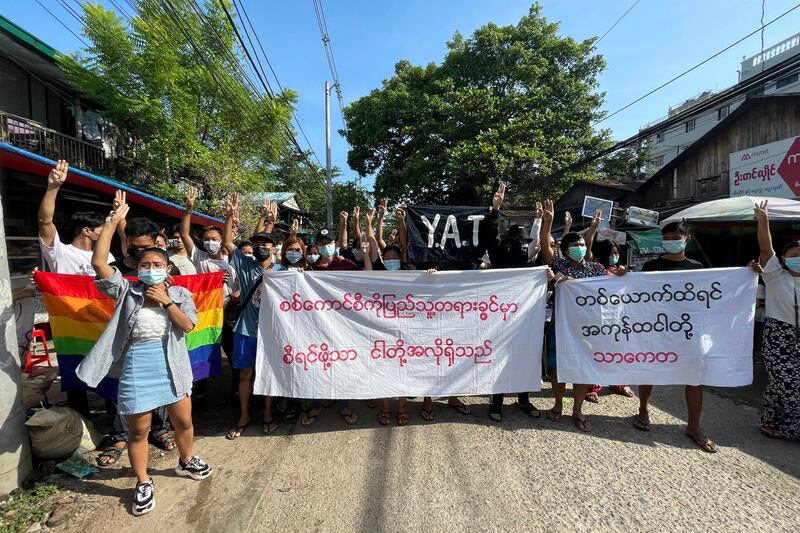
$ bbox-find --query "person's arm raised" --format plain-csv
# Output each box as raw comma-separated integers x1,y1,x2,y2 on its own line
755,200,774,267
377,198,388,250
37,160,68,247
361,239,373,271
337,210,349,250
584,209,601,261
181,186,198,257
395,207,409,261
540,199,555,265
93,202,128,280
223,193,238,255
365,208,380,263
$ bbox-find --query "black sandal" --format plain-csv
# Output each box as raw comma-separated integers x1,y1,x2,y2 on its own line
149,431,176,451
226,420,251,440
262,419,279,434
96,442,127,467
488,410,503,423
514,401,541,418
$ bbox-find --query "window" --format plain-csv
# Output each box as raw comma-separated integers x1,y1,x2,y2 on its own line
685,119,696,132
776,73,799,89
710,176,720,191
697,176,721,197
698,181,707,194
650,154,665,167
655,132,664,143
717,104,730,120
0,56,30,118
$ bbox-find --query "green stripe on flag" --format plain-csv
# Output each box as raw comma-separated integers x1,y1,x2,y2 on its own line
53,336,96,356
185,327,222,351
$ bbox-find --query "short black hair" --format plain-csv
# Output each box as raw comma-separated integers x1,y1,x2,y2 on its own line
661,220,690,236
125,217,161,239
382,244,403,257
133,246,169,263
559,231,584,255
779,241,800,269
237,240,254,250
70,212,105,238
592,239,619,268
169,223,182,236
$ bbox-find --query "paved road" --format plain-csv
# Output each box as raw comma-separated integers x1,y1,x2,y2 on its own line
50,377,800,533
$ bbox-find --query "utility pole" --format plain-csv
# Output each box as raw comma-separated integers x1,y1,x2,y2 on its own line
325,81,333,229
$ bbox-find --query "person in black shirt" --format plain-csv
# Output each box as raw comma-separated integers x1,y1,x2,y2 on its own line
635,221,717,453
110,217,179,276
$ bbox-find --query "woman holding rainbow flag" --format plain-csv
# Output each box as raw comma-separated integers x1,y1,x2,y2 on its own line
76,192,212,516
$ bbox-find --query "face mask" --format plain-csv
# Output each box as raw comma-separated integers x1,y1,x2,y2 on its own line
167,239,180,249
128,247,146,259
319,243,335,258
253,247,271,262
352,250,364,262
285,251,303,264
384,259,401,271
784,257,800,272
138,268,167,286
308,254,320,264
609,255,620,266
662,239,686,254
204,240,221,254
243,253,254,259
567,245,586,262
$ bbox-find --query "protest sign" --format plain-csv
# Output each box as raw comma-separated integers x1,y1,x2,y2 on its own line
254,268,548,399
405,205,489,264
581,196,614,221
555,268,757,386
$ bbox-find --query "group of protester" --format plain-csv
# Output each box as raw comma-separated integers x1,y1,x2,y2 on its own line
31,161,799,516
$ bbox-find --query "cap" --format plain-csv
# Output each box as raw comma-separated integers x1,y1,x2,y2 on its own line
250,232,276,245
315,228,335,242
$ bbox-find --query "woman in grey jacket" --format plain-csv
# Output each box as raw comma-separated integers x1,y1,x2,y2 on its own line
77,197,212,516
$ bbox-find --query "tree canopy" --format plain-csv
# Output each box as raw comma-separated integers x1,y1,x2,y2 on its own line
343,3,613,206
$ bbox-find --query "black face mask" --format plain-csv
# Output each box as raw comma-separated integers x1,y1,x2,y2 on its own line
253,247,271,262
128,247,146,259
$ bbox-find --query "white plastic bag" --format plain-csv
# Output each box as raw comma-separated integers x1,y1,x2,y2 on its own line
25,407,102,460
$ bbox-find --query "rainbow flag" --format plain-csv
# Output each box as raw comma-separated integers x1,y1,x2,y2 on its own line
34,271,224,400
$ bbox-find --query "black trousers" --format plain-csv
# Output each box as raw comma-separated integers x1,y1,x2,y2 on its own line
108,401,170,442
489,393,530,413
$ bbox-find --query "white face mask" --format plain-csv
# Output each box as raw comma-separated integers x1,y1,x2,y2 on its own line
204,240,221,254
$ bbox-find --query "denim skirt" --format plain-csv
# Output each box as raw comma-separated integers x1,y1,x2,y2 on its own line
118,339,184,416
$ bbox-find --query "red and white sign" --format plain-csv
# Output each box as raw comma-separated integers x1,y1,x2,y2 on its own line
254,268,548,399
729,136,800,198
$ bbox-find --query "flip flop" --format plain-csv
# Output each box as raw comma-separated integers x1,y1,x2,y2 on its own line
514,401,541,418
573,416,592,432
341,408,358,425
686,432,719,453
378,411,390,426
632,415,651,432
546,408,562,422
419,407,434,421
488,411,503,423
300,410,321,427
262,419,279,434
397,412,409,426
585,392,600,404
448,402,471,415
225,420,251,440
613,386,635,397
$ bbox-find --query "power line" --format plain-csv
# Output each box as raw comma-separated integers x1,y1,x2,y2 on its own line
595,0,641,45
33,0,90,47
596,2,800,126
312,0,346,126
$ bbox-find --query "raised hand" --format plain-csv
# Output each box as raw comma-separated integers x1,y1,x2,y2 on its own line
564,211,572,226
365,207,375,227
290,218,299,236
226,192,239,218
47,160,69,189
754,200,769,222
378,198,388,216
394,207,405,222
339,211,349,224
108,203,129,227
534,201,543,219
112,190,126,211
590,209,602,229
268,201,278,224
352,205,361,220
360,239,370,255
542,199,554,222
492,182,506,211
186,186,198,210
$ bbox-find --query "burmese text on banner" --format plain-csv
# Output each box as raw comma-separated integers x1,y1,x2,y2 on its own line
555,268,757,386
254,268,548,399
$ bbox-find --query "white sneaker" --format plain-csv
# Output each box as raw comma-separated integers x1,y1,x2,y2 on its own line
175,456,213,480
132,478,155,516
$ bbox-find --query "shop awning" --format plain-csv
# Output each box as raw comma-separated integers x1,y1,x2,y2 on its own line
627,229,665,255
0,142,223,227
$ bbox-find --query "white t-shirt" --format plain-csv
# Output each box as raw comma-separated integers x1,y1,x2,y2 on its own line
168,253,197,275
190,246,238,303
762,254,800,326
40,232,115,276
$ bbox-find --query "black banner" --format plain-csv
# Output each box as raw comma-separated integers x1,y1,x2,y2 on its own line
405,205,490,264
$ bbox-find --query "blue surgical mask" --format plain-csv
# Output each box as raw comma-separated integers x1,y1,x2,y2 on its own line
784,257,800,273
138,268,167,286
609,255,619,266
384,259,401,271
567,246,586,262
319,243,336,258
662,239,686,254
308,254,320,264
285,251,303,264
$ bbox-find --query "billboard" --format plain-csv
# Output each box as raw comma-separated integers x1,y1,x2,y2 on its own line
729,136,800,199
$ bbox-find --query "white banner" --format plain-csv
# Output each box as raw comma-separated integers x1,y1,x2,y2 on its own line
555,268,757,386
254,268,548,399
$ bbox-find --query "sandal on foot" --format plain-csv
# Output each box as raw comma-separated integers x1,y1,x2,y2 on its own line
573,416,592,432
546,408,562,422
686,432,718,453
585,392,600,404
378,410,390,426
632,415,651,432
488,410,503,423
263,419,279,434
367,399,379,409
341,408,358,425
226,419,251,440
300,410,321,427
514,401,541,418
397,411,409,426
613,386,635,397
760,425,784,439
419,407,434,421
96,442,127,467
448,401,471,415
149,431,176,451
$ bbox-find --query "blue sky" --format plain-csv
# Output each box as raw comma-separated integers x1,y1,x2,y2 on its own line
5,1,800,192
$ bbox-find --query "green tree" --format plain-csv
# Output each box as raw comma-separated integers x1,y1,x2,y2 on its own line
343,3,609,206
58,0,298,216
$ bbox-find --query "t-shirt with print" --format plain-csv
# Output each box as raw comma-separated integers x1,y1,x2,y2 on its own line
190,246,238,304
551,256,607,279
40,232,114,276
229,248,271,337
641,256,704,272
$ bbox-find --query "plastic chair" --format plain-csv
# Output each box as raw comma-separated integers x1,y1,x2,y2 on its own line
24,328,51,374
